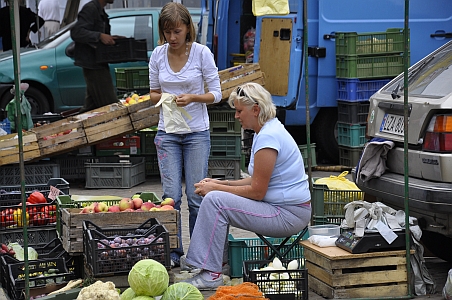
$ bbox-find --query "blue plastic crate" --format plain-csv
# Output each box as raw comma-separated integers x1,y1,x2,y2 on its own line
337,78,391,102
337,123,367,147
1,118,11,134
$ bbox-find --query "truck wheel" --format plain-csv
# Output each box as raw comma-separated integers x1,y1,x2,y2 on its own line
420,230,452,262
0,86,50,115
313,108,339,164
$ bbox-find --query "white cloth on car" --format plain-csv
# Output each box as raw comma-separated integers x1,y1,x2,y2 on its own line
355,137,394,183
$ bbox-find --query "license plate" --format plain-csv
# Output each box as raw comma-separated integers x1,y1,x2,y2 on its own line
380,113,404,135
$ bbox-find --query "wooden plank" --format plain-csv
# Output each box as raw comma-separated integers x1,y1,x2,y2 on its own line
0,132,37,148
0,148,41,165
308,274,409,299
0,132,40,165
84,117,134,144
129,106,160,131
126,100,153,113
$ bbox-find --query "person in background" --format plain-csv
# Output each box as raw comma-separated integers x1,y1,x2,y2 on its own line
182,82,312,290
70,0,119,113
0,0,44,51
149,2,222,268
38,0,60,40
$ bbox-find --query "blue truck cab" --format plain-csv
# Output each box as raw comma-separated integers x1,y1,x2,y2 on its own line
199,0,452,162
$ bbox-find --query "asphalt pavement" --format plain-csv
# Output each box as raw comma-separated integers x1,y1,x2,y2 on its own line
1,170,450,299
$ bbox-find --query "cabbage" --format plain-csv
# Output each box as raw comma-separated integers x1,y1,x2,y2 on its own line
120,288,136,300
161,282,203,300
132,297,154,300
9,243,38,261
128,259,169,297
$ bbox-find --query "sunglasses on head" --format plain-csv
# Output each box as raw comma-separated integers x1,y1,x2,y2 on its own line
236,86,258,105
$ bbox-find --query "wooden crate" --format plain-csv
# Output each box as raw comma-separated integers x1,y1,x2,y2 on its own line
30,116,86,157
60,208,179,254
80,103,134,144
300,240,412,299
0,132,40,166
218,63,265,100
127,101,160,131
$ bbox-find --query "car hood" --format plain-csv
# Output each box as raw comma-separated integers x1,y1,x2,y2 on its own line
0,47,41,62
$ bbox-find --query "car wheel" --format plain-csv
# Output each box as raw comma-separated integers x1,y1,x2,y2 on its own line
0,86,50,115
313,108,339,164
420,230,452,262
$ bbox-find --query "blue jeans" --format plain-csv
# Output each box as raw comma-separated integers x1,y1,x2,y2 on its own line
154,130,211,257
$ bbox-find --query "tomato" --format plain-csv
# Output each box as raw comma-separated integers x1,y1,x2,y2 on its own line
32,213,47,226
27,205,41,219
42,206,56,216
0,213,14,228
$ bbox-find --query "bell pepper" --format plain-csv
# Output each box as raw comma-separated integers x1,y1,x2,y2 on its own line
27,191,47,204
12,209,29,227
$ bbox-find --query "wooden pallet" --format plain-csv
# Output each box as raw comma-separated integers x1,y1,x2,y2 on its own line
31,116,86,157
218,63,266,100
127,101,160,131
301,240,413,299
0,132,40,165
81,104,135,144
60,208,179,254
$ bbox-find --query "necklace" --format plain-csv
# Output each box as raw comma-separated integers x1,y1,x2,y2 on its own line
185,42,189,56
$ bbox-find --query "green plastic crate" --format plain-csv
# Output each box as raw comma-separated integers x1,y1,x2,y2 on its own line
337,123,367,148
139,129,157,155
298,143,317,168
228,232,308,278
208,158,241,180
115,66,149,90
335,28,407,56
210,133,241,159
208,109,241,133
311,181,364,226
336,53,408,79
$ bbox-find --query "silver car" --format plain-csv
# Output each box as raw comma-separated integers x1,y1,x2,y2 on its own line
355,40,452,261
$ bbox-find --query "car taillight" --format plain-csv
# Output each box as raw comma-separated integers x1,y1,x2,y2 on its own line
423,115,452,152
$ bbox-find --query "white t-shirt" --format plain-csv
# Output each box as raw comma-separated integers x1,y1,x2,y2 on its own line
38,0,60,22
149,42,222,133
249,118,311,205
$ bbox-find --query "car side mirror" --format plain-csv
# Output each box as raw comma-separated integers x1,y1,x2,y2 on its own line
65,41,75,58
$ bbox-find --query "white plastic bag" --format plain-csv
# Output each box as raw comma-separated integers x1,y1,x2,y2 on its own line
443,269,452,299
155,93,192,133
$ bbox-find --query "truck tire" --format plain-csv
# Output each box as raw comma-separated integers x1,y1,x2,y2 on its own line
0,86,50,115
313,108,339,164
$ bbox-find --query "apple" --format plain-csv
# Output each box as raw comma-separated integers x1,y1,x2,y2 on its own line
150,207,160,211
119,198,134,211
132,197,143,210
161,197,175,207
131,194,141,199
122,208,134,212
108,205,120,213
80,206,94,214
93,202,108,213
160,205,174,211
141,201,155,211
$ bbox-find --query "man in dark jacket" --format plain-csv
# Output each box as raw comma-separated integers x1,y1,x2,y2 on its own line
0,0,44,51
70,0,119,113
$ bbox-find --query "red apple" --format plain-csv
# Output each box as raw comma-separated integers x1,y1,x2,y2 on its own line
93,202,108,213
108,205,120,212
141,201,155,211
122,208,134,212
161,197,175,207
119,198,134,211
80,206,94,214
132,197,143,210
160,205,174,211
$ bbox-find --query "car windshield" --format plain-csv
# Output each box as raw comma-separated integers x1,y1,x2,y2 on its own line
36,22,75,49
384,41,452,98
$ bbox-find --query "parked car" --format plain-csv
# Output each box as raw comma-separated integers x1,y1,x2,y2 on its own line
355,40,452,261
0,7,200,115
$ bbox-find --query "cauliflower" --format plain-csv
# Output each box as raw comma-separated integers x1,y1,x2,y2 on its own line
76,281,120,300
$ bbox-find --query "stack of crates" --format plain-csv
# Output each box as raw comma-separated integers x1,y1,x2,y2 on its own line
335,28,408,167
208,106,241,179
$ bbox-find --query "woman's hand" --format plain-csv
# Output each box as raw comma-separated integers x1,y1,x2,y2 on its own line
175,94,193,106
194,180,216,197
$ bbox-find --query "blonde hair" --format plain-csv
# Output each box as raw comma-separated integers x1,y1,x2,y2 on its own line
158,2,196,45
228,82,276,126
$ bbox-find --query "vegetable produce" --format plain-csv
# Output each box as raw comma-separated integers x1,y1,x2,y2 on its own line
128,259,169,297
13,208,29,227
161,282,203,300
76,280,120,300
8,243,39,261
131,296,154,300
120,287,136,300
27,191,47,204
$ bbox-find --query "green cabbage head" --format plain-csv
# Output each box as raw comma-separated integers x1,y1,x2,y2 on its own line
132,297,154,300
128,259,169,297
161,282,203,300
120,288,136,300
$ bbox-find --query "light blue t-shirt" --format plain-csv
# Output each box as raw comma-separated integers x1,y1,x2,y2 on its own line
248,118,310,205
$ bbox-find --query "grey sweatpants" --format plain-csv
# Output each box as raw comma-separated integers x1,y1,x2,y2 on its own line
185,191,311,273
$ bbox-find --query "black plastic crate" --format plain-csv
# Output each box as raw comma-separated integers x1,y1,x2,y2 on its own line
83,218,170,277
243,260,308,300
0,163,61,186
0,228,57,247
95,38,148,64
0,200,58,230
0,178,69,206
7,258,73,300
337,100,370,124
1,239,81,290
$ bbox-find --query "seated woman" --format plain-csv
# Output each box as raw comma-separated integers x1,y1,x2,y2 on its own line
182,82,312,290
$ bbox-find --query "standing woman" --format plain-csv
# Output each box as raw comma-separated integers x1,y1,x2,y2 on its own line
149,2,222,267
